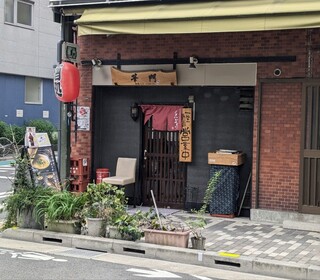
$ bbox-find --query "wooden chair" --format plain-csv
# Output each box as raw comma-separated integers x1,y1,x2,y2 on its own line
102,157,137,207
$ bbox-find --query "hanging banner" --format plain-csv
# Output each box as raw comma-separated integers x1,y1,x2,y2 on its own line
111,67,177,86
179,108,192,162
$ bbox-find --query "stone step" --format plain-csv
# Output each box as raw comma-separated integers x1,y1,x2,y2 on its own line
283,220,320,233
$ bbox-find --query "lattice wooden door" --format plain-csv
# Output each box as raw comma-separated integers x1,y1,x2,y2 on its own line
142,119,186,208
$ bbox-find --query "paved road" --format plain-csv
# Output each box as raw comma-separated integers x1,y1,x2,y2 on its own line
0,238,289,280
0,161,14,221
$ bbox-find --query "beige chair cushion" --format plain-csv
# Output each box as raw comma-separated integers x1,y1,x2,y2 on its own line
102,176,135,185
102,157,136,186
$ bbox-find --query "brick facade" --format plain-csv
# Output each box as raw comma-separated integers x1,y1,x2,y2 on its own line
73,28,320,212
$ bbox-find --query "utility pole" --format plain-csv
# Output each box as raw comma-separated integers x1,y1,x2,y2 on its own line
57,14,74,183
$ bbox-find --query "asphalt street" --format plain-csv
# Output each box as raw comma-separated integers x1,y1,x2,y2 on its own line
0,238,289,280
0,160,14,221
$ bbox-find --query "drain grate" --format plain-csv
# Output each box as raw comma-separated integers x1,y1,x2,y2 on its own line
215,260,241,267
123,247,145,254
43,237,62,243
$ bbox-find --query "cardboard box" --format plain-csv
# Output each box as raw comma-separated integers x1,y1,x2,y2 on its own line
208,152,245,166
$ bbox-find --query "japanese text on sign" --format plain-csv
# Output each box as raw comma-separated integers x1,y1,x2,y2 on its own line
179,108,192,162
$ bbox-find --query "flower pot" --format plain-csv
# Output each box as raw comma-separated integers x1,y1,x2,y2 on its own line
45,220,81,234
191,236,206,250
87,218,105,237
106,225,122,239
144,229,190,248
17,208,44,230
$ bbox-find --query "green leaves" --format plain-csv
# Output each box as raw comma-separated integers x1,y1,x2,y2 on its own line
35,191,86,223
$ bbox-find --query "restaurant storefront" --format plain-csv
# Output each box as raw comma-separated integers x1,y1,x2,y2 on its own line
50,0,320,219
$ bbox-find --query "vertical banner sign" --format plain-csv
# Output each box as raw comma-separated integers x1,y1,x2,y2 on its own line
179,108,192,162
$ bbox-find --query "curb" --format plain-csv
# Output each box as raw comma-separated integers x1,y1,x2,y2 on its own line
2,228,320,280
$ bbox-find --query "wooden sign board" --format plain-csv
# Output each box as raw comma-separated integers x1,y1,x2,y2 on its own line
111,67,177,86
179,108,192,162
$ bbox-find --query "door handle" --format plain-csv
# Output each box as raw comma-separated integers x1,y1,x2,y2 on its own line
144,149,147,160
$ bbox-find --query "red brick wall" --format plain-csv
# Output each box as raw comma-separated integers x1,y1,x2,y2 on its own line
251,83,301,211
74,28,320,211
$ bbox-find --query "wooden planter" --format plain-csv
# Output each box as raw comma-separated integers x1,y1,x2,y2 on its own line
144,229,190,248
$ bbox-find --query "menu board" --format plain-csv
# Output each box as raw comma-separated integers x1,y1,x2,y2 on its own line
27,133,60,190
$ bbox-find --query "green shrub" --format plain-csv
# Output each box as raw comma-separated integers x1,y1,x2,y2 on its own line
0,121,8,137
0,186,55,229
7,125,25,145
25,119,57,145
35,191,86,223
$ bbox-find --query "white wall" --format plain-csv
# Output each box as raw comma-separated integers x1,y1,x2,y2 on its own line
0,0,60,79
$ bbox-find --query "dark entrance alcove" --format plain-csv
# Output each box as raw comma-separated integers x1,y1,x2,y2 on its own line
92,86,253,215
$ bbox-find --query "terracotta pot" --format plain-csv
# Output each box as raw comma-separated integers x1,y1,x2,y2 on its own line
144,229,190,248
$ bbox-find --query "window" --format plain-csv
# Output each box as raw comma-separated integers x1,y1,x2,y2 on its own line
25,77,43,104
4,0,33,27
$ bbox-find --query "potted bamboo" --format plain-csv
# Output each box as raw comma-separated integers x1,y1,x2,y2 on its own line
186,170,221,250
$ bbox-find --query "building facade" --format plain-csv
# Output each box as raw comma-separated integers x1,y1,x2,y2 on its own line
0,0,60,127
50,0,320,221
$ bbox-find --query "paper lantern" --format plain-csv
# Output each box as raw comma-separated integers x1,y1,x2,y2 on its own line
54,62,80,102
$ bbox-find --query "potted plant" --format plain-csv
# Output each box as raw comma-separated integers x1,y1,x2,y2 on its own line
143,209,190,248
0,186,54,230
0,145,54,230
82,182,127,237
111,210,145,241
35,190,86,234
186,170,221,250
185,210,207,250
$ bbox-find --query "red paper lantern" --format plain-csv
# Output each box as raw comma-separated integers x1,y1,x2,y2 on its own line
54,62,80,102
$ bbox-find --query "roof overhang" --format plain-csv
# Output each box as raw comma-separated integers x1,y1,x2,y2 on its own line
74,0,320,36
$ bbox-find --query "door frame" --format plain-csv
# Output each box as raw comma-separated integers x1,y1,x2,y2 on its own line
299,80,320,214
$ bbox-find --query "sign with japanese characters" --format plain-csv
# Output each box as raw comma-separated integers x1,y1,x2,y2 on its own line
111,67,177,86
77,106,90,131
179,108,192,162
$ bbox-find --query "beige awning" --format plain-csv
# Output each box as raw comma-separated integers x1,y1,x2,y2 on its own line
75,0,320,36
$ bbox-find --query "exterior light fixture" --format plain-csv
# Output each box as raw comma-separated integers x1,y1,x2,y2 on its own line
91,58,102,67
130,103,139,121
189,56,198,69
188,95,195,121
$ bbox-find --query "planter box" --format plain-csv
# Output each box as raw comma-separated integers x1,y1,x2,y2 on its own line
144,229,190,248
208,152,245,166
45,220,81,234
106,226,135,241
17,208,44,230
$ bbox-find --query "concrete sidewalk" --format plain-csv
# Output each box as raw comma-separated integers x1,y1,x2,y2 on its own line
1,211,320,280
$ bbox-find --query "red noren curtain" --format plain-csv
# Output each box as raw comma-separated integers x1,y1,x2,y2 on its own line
140,105,182,131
